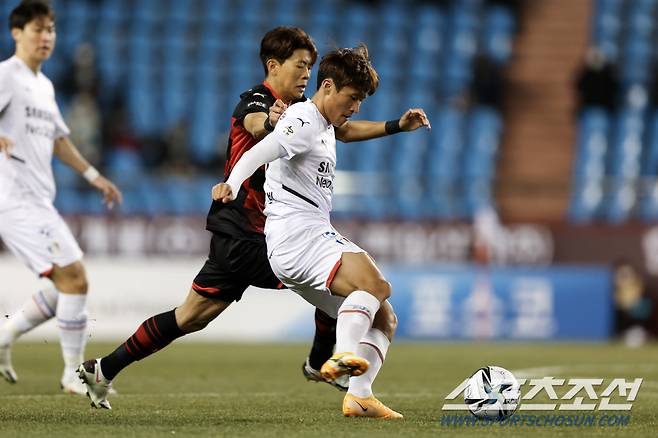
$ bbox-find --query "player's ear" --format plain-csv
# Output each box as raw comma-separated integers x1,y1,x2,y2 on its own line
10,28,22,43
266,58,280,75
322,78,334,94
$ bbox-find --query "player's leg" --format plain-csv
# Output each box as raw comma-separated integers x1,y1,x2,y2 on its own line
100,287,230,380
79,233,242,409
79,287,231,409
322,252,402,418
342,300,402,418
49,261,90,393
320,251,390,377
0,286,58,383
301,308,347,391
0,205,86,391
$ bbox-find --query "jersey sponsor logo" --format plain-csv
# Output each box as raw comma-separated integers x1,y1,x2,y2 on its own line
317,161,333,174
316,161,334,190
247,101,267,109
296,117,310,127
25,105,56,123
25,122,56,139
316,175,333,189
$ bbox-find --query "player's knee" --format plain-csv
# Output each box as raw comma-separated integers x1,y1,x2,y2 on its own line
57,264,88,293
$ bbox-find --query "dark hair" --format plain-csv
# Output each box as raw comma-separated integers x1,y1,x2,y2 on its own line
259,26,317,76
316,44,379,99
9,0,54,30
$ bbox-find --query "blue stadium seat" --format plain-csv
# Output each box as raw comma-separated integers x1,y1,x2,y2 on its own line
482,6,514,64
569,109,610,222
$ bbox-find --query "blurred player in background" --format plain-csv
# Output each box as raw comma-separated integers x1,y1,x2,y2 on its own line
0,0,122,394
212,45,430,418
78,27,345,410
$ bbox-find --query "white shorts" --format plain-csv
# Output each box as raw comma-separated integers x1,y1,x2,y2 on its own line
0,200,83,276
266,223,365,318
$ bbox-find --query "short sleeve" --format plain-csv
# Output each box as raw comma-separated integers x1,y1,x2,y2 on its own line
52,95,70,139
232,89,271,126
271,105,315,158
0,68,13,113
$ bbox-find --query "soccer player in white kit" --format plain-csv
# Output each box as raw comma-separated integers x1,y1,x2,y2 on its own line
213,45,430,418
0,0,122,394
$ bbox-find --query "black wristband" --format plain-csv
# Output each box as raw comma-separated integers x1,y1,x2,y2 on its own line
385,119,402,135
263,117,275,132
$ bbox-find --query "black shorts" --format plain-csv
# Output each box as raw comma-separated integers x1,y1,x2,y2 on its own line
192,233,284,303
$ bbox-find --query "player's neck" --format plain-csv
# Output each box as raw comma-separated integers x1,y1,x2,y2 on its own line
310,93,329,124
264,77,288,103
15,51,42,74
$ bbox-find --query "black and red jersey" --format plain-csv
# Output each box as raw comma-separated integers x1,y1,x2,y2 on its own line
206,82,303,239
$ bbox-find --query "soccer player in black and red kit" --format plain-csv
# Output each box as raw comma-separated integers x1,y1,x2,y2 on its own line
78,27,341,409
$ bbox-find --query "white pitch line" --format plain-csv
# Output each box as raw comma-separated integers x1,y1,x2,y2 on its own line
0,391,437,400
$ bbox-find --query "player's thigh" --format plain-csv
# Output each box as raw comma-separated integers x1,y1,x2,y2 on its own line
329,251,391,301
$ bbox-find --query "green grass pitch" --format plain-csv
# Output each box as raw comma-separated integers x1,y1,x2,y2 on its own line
0,342,657,437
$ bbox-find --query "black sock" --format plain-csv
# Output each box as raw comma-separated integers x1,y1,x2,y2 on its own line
100,309,185,380
308,308,336,370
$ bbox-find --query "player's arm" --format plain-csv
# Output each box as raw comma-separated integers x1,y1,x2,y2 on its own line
212,134,286,203
243,99,288,140
334,108,431,142
53,136,123,208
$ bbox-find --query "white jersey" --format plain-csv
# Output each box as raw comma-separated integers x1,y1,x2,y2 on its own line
0,56,70,210
263,100,336,241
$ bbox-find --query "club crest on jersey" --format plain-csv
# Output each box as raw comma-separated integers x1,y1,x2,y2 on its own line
284,125,294,136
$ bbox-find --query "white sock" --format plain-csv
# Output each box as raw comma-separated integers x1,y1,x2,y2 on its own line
0,287,59,348
56,293,88,381
348,328,390,398
335,290,380,354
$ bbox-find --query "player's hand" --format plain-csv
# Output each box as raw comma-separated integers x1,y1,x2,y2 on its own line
0,136,14,159
269,99,288,127
399,108,431,131
90,175,123,210
212,182,235,203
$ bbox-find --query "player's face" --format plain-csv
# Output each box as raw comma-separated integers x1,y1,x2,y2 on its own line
13,16,56,63
276,49,313,102
325,84,364,127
